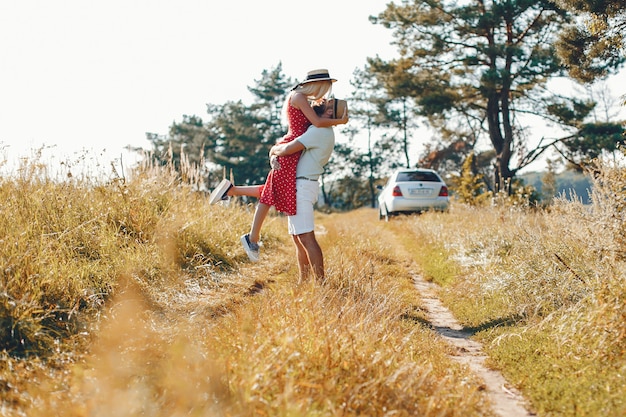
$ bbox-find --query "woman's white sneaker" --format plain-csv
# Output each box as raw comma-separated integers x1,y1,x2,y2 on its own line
209,179,232,204
240,234,260,262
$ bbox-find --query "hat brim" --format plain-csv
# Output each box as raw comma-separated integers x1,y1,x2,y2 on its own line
300,77,337,84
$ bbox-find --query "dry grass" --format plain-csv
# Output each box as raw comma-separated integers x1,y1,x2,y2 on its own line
2,151,625,416
32,208,493,416
1,155,494,416
390,161,626,416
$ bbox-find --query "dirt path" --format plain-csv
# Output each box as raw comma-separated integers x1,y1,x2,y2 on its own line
412,273,535,417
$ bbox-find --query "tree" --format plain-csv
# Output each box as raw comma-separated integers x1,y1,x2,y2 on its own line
364,58,425,169
204,100,273,185
527,84,626,171
452,152,492,206
554,0,626,83
557,122,626,170
541,158,559,202
145,64,294,188
346,66,407,207
368,0,620,193
146,114,208,171
204,64,294,186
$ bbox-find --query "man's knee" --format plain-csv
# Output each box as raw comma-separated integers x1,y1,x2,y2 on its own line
296,231,316,245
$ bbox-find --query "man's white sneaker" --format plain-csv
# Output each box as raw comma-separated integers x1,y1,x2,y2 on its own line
209,179,232,205
240,234,260,262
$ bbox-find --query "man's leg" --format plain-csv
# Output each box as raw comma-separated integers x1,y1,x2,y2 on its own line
287,180,323,282
294,231,324,282
292,234,312,282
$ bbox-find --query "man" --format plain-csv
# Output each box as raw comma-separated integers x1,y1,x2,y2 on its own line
269,102,342,282
209,101,346,281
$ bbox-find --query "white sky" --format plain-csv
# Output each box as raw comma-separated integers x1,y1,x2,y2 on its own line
0,0,395,173
1,1,624,176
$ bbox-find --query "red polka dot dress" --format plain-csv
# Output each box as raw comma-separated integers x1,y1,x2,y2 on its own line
259,100,311,215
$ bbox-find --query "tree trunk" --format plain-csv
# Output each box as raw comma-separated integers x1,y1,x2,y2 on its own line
402,99,410,168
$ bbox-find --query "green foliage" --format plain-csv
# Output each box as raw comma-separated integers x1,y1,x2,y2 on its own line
147,114,208,171
346,66,410,206
145,64,294,188
365,58,434,168
369,0,622,193
450,152,492,206
561,122,626,169
417,243,460,288
205,99,275,185
485,321,626,416
543,93,626,171
546,98,596,126
554,0,626,83
325,175,371,211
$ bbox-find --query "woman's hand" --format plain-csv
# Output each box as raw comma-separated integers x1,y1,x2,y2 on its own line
336,108,349,125
270,154,281,170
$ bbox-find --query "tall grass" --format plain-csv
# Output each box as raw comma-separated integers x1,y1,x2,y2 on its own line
2,150,625,416
1,154,496,416
0,152,257,413
0,153,244,354
396,159,626,416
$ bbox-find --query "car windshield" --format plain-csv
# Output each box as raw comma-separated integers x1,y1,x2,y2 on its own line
397,171,440,182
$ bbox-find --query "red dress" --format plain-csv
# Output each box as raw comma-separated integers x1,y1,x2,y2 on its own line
259,101,311,215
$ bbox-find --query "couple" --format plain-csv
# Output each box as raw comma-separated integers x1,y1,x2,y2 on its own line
209,69,348,282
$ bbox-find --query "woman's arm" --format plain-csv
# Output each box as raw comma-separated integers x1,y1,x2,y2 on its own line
291,93,348,127
271,140,305,157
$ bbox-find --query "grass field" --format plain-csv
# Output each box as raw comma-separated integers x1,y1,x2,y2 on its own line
0,155,624,416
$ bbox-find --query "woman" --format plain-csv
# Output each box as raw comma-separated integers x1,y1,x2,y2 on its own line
209,69,348,261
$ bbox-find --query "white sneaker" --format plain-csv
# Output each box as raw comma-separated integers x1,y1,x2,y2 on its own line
209,179,232,205
240,234,260,262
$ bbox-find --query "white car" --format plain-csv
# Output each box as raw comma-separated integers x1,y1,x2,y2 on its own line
378,169,449,220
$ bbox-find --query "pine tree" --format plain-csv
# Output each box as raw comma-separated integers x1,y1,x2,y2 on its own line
542,158,559,203
368,0,623,194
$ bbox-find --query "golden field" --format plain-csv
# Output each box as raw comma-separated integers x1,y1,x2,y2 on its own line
1,156,624,416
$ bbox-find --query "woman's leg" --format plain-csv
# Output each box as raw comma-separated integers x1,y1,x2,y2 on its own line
249,202,270,243
225,185,268,244
228,185,263,198
231,185,267,243
210,181,264,205
240,201,270,262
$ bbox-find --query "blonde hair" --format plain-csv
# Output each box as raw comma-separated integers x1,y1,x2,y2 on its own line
282,80,332,122
297,80,332,100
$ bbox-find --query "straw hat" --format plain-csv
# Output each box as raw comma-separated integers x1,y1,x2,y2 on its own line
328,98,348,119
299,69,337,85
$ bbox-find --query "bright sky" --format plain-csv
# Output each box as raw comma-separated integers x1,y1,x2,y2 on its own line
0,0,396,174
1,1,624,176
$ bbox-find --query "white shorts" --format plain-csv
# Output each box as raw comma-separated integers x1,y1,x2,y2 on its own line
287,180,319,235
